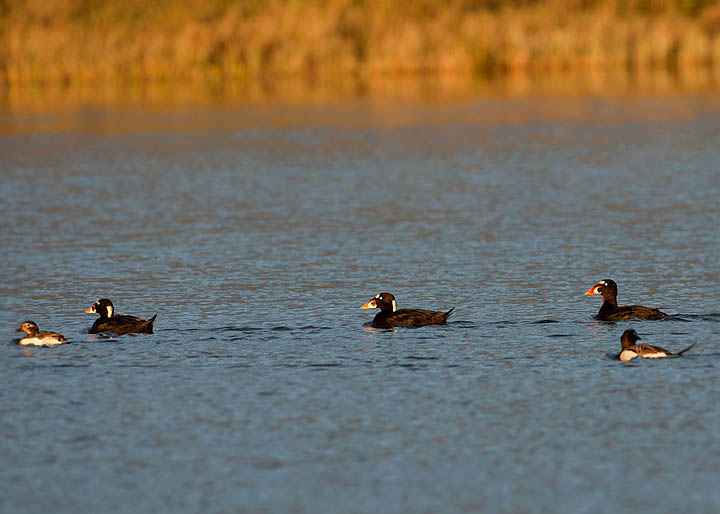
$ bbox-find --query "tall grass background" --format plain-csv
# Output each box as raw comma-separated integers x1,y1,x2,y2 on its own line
2,0,720,88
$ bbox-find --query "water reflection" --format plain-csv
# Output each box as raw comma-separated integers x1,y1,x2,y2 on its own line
2,68,720,127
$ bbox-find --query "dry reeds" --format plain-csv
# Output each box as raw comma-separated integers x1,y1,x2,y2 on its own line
2,0,720,85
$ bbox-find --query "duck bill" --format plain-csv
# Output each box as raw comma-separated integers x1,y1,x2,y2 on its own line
584,286,600,296
360,299,377,309
84,305,95,314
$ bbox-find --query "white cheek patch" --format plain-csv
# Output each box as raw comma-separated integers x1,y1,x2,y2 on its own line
392,299,397,312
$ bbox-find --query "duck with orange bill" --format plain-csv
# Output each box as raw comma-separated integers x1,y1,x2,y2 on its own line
584,279,667,321
361,292,454,329
85,298,156,334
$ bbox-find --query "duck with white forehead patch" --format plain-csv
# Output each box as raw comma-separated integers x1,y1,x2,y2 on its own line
16,321,69,346
616,329,695,362
85,298,157,334
360,292,454,328
584,279,667,321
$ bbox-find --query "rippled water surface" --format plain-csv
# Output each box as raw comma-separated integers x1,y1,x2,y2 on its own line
2,90,720,513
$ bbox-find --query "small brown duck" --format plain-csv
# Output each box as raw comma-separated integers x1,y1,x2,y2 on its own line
85,298,156,334
616,329,695,362
585,279,667,321
360,292,454,329
16,321,69,346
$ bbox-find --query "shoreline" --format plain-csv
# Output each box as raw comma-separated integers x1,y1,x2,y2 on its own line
3,1,720,86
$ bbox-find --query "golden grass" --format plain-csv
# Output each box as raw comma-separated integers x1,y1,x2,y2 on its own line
3,0,720,85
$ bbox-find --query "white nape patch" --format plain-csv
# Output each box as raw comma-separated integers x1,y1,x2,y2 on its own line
392,299,397,312
106,304,113,317
20,336,62,347
619,349,638,362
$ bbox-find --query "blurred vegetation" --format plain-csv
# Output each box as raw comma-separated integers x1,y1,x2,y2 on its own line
2,0,720,84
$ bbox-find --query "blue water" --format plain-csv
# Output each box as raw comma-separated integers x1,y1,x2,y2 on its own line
2,92,720,513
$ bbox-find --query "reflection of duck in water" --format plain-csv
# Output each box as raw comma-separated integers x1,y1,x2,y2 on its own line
616,329,695,362
16,321,69,346
85,298,156,334
360,292,454,328
585,279,667,321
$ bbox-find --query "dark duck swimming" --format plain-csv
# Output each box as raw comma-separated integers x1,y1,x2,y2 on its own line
584,279,667,321
616,329,695,362
85,298,156,334
360,292,454,328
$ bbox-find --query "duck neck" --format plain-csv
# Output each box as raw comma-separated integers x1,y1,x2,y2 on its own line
602,288,618,307
373,310,391,322
598,300,617,319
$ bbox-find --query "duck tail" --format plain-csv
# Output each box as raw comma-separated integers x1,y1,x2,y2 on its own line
444,307,455,320
676,342,696,356
143,315,157,334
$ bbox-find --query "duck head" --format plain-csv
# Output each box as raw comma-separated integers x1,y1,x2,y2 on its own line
360,292,397,313
85,298,114,318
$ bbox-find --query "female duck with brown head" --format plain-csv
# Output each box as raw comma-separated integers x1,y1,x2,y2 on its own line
16,321,69,346
616,329,695,362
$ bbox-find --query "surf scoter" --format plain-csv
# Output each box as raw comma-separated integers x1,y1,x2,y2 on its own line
616,329,695,362
360,292,454,328
85,298,156,334
16,321,69,346
584,279,667,321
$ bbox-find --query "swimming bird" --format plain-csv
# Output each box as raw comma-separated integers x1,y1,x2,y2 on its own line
616,329,695,362
360,292,454,328
85,298,156,334
16,321,69,346
584,279,667,321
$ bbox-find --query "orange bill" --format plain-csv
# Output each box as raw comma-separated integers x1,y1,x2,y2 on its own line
360,299,377,309
584,285,600,295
